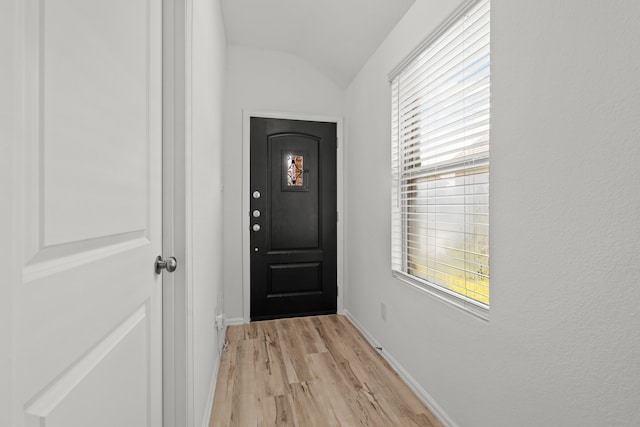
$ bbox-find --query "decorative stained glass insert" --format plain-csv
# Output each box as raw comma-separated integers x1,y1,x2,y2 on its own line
286,154,304,186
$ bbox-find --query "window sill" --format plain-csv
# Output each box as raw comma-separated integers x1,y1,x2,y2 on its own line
392,270,489,322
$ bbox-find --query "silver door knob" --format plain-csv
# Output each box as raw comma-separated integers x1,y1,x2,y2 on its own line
252,224,261,232
155,256,178,274
252,210,261,218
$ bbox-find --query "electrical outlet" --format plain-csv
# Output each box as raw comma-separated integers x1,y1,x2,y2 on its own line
381,303,387,322
215,314,225,330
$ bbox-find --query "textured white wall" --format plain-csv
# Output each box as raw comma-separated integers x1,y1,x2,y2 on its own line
191,0,226,424
1,1,16,425
222,46,344,320
0,140,12,426
344,0,640,426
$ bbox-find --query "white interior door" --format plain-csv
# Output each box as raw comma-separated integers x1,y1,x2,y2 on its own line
12,0,163,426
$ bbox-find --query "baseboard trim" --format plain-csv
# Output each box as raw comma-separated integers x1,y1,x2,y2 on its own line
201,325,226,427
343,310,458,427
225,317,245,326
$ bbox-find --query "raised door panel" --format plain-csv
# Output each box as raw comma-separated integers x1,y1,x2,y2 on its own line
41,0,149,246
268,135,320,250
24,307,149,427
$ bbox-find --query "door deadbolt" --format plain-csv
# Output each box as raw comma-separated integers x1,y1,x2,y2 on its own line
155,256,178,274
252,224,261,232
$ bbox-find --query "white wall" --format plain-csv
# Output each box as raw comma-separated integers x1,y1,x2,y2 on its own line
190,0,226,425
1,1,16,425
222,46,344,320
344,0,640,426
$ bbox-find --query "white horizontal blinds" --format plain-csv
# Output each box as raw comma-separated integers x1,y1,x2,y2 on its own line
391,0,490,306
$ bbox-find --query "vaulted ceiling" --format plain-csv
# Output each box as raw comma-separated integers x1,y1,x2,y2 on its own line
220,0,417,88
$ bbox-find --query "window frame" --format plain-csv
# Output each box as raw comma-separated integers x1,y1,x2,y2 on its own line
389,0,491,320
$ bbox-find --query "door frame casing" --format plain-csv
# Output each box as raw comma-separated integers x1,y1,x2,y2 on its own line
242,110,345,323
163,0,194,426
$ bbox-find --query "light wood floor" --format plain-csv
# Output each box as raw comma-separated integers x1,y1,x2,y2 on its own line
209,315,442,427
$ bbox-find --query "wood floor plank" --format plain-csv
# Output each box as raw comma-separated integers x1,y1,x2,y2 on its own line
316,329,393,424
256,321,291,397
278,333,300,385
231,338,259,426
306,351,362,426
289,381,326,427
273,394,296,427
329,315,435,421
278,319,314,383
300,317,329,354
210,315,443,427
256,394,277,426
210,329,238,426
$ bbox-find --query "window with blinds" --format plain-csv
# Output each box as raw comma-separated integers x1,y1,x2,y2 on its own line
390,0,490,311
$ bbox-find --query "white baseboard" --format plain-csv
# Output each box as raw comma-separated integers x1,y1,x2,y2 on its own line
225,317,245,326
343,310,457,427
201,325,226,427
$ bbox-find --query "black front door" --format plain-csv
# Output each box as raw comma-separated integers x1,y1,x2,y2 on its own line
250,117,337,321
